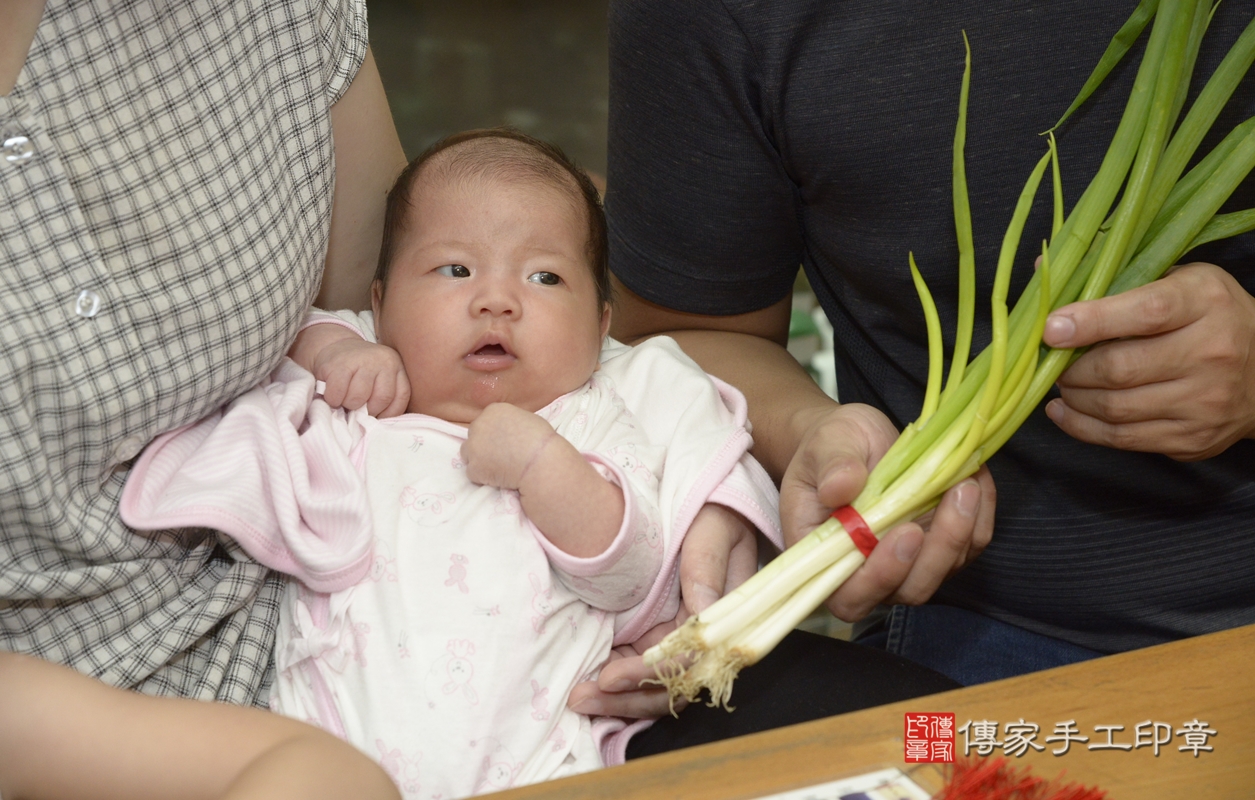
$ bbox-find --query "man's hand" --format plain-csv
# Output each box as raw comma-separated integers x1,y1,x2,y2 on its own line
308,335,411,418
567,503,757,719
1044,262,1255,461
460,403,558,490
782,403,995,622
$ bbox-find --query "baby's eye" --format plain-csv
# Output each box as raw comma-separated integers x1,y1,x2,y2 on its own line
435,264,470,278
528,271,562,286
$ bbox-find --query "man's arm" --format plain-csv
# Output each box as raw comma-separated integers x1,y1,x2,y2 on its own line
611,275,995,620
319,47,409,311
567,280,992,719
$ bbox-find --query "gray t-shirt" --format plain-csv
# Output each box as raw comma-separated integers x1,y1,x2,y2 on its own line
608,0,1255,653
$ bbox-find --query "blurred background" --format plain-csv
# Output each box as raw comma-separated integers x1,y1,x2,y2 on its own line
366,0,847,638
367,0,609,176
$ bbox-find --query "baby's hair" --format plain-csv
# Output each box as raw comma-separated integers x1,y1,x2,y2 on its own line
375,128,610,308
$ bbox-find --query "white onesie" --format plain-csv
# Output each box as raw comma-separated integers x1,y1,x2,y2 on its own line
272,374,666,797
265,311,781,799
120,311,781,799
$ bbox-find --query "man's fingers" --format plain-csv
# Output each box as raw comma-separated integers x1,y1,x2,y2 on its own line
779,448,866,536
567,652,682,718
679,505,746,615
597,649,658,690
725,525,758,594
823,470,993,618
813,457,871,513
969,466,996,559
891,479,979,604
779,403,897,545
626,619,679,655
1045,398,1202,457
779,478,840,548
1057,333,1189,392
1044,279,1192,349
1056,398,1149,449
1054,380,1180,425
809,405,901,515
824,524,920,622
567,683,681,718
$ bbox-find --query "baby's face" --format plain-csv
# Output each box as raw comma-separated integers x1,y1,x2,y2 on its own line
373,171,608,424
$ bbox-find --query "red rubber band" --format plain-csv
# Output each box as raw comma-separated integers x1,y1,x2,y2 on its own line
832,505,877,558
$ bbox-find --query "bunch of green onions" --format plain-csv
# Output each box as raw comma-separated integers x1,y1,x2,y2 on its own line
645,0,1255,710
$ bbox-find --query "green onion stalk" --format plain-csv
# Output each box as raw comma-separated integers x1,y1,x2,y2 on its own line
644,0,1255,711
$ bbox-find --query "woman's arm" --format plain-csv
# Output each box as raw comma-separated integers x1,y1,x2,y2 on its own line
319,47,409,312
0,652,400,800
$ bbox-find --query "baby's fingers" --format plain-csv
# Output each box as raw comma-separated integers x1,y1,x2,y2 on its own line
378,370,412,418
365,369,408,418
318,373,352,409
340,369,378,412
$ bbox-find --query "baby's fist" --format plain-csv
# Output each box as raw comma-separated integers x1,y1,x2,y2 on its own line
313,338,411,418
461,404,557,489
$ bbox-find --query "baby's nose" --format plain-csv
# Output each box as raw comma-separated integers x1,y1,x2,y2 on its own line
475,280,520,316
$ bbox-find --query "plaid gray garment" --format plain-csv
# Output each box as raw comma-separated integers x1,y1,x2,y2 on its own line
0,0,367,704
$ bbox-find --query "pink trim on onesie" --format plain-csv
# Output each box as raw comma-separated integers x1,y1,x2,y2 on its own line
297,592,350,741
291,313,783,767
610,427,755,646
299,314,365,336
532,455,637,577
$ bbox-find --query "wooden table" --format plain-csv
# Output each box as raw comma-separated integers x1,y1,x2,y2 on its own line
490,624,1255,799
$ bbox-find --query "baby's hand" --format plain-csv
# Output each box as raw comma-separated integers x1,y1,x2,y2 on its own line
461,403,559,490
311,337,411,418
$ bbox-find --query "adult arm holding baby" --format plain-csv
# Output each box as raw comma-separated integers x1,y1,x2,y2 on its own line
0,651,400,800
2,0,407,707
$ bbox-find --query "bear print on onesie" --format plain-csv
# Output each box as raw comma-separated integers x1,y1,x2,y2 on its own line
271,374,666,799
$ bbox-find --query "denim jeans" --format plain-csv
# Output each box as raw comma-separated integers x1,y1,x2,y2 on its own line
855,604,1103,686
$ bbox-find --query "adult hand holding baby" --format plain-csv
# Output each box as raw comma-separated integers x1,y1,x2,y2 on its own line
568,503,759,718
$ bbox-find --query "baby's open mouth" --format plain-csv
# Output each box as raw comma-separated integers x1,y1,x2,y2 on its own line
474,343,508,356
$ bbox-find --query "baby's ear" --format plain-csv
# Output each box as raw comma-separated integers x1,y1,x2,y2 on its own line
599,302,612,340
371,279,385,320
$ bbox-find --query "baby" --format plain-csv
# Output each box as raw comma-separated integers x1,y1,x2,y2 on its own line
123,129,780,799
